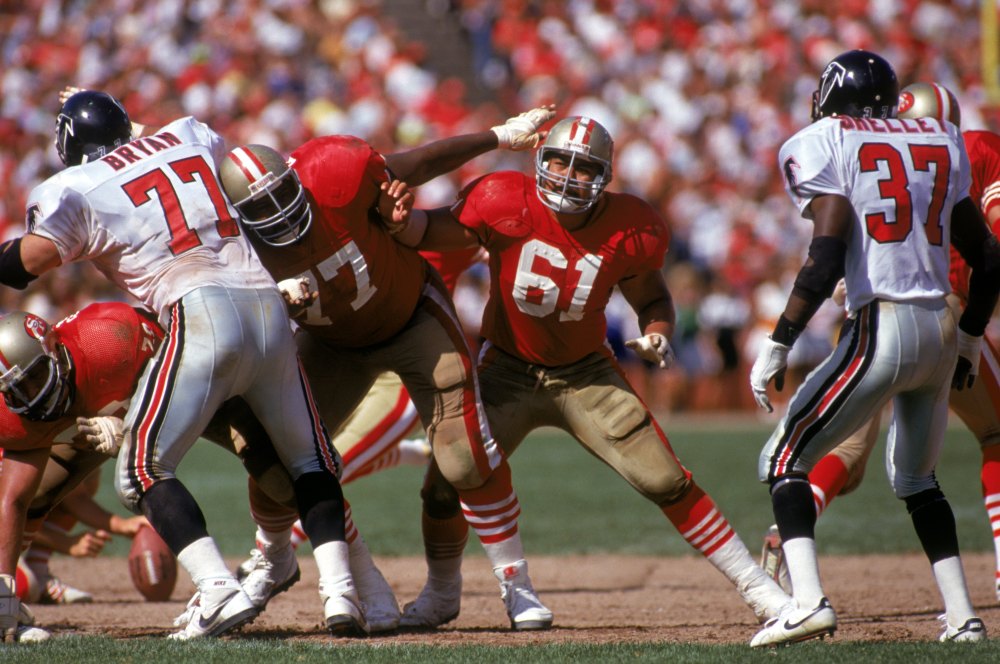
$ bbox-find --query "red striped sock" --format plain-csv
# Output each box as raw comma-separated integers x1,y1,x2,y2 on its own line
661,484,735,557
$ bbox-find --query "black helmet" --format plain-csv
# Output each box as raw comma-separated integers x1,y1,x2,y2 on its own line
55,90,132,166
811,50,899,122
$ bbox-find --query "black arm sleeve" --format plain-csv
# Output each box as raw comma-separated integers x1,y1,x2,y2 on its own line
770,237,846,346
0,237,38,289
951,197,1000,336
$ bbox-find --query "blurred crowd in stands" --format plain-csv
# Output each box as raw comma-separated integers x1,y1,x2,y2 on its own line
0,0,992,412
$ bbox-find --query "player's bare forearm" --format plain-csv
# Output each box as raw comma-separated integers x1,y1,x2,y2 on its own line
619,270,675,339
385,132,497,186
0,448,48,575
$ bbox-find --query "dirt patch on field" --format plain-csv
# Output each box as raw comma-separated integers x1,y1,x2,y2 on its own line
29,552,1000,645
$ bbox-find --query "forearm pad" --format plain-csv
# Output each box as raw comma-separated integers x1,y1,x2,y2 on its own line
790,236,847,303
959,233,1000,336
0,238,37,289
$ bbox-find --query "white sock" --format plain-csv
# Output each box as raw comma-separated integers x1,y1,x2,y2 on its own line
425,554,463,587
314,541,355,597
177,536,233,588
783,537,825,608
256,526,292,553
932,556,976,626
707,534,789,617
482,533,525,571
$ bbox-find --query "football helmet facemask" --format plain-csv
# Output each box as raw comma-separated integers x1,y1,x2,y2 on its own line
535,116,613,214
0,312,74,422
219,144,313,247
55,90,132,166
811,50,898,122
897,82,961,127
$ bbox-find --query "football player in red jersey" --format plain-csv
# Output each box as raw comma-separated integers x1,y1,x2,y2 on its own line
0,302,162,642
216,106,559,631
386,115,795,627
761,81,1000,604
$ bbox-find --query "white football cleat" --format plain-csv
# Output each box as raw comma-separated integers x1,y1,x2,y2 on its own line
323,590,369,637
939,615,986,642
168,578,258,640
495,560,553,631
760,525,792,595
238,546,301,610
750,597,836,648
399,576,462,629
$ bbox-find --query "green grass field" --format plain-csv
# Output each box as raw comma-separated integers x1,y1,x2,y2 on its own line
35,417,996,663
93,416,996,559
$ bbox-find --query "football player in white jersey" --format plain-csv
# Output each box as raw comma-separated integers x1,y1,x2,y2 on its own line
0,91,364,639
748,51,1000,646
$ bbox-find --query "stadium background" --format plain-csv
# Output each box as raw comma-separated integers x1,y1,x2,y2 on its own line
7,1,1000,652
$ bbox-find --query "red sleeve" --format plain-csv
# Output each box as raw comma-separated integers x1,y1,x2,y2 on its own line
965,130,1000,233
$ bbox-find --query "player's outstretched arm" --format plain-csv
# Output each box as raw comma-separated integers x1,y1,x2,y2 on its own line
385,105,555,186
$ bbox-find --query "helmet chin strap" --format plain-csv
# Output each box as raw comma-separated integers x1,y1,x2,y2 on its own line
539,188,588,214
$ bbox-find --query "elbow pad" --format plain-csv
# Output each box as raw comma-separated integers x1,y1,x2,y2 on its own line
0,238,38,290
791,236,847,301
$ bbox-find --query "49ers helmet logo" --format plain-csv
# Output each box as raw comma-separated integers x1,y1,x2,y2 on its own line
22,314,49,341
898,90,916,115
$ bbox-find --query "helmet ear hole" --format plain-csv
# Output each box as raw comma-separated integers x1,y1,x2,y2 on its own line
55,91,132,166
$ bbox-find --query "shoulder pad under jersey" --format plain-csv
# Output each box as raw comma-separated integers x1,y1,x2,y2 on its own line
291,136,386,209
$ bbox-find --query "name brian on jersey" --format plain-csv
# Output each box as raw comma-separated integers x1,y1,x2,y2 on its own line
100,132,182,171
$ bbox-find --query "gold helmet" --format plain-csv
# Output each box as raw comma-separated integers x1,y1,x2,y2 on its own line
219,144,312,247
0,312,73,421
897,82,961,127
535,116,613,214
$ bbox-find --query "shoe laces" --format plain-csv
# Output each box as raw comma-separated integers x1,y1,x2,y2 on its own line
173,592,201,627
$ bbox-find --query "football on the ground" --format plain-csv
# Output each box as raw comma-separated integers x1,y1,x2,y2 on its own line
128,525,177,601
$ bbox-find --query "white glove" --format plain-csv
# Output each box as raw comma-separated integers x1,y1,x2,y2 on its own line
625,333,675,369
749,337,792,413
1,574,17,643
277,277,315,319
76,416,124,456
491,105,556,151
954,329,982,390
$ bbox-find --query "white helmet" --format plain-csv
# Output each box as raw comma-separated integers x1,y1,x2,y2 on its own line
535,116,613,214
0,312,73,421
897,82,961,127
219,144,313,247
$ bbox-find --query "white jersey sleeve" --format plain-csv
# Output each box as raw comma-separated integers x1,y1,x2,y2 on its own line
777,116,971,312
25,116,276,317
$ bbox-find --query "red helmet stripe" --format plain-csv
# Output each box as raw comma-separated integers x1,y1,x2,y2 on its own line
227,147,269,184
